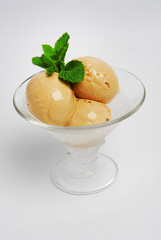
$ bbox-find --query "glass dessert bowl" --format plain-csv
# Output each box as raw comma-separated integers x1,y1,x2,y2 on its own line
13,67,146,195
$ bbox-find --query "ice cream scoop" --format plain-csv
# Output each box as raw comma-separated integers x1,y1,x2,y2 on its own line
72,56,119,104
26,71,76,126
69,98,111,127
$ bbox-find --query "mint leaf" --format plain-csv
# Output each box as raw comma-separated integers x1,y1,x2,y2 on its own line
42,44,55,58
46,66,56,76
32,54,55,69
59,60,85,83
54,32,70,54
32,57,46,68
53,32,69,62
41,54,53,68
59,45,68,62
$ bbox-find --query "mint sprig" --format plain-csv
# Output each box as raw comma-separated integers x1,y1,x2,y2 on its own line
32,32,85,82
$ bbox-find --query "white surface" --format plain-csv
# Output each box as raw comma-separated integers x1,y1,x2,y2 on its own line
0,0,161,239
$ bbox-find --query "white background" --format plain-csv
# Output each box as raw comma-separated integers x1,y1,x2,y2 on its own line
0,0,161,239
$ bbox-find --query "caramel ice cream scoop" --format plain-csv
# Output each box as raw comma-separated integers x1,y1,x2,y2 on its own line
69,99,111,127
26,71,76,126
72,56,119,104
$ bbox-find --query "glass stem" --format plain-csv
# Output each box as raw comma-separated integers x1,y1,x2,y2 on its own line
66,141,105,179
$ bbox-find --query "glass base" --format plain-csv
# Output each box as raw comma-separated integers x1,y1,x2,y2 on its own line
51,153,118,195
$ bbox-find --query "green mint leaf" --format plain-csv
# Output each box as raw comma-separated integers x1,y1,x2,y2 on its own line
59,45,68,62
46,66,56,76
32,55,53,69
41,54,53,68
54,32,70,53
53,32,69,62
59,60,85,83
32,57,46,68
32,55,59,74
42,44,55,58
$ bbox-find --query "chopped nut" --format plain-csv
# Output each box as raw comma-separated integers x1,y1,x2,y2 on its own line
105,82,110,88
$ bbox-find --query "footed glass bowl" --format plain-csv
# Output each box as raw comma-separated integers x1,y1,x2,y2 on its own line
13,67,146,195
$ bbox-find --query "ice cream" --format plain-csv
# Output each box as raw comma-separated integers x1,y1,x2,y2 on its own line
72,56,119,104
69,99,111,127
26,71,76,126
26,33,120,127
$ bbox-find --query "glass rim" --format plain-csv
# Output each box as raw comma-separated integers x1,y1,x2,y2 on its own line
13,66,146,131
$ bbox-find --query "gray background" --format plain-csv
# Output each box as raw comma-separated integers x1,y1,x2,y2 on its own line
0,0,161,239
